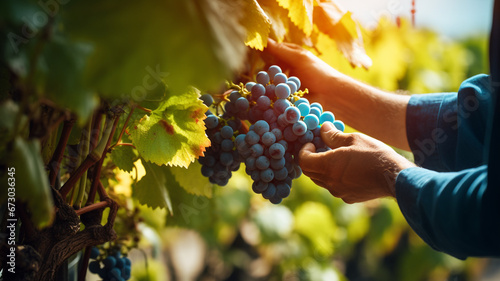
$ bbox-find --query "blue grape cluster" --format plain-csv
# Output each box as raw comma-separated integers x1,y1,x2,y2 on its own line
199,65,344,203
88,246,131,281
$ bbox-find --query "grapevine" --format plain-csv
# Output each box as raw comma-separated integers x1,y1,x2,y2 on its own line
198,65,345,204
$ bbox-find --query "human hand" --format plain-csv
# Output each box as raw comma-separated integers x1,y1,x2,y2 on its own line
298,122,415,203
263,39,342,102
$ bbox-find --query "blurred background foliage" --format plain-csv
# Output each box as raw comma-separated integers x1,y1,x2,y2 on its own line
110,17,492,281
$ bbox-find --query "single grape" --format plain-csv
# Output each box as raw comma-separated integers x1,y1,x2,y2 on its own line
277,114,289,128
261,131,276,146
310,102,323,113
270,195,283,204
224,102,237,115
256,71,270,85
89,261,101,274
200,94,213,107
298,130,314,143
273,99,291,114
309,107,322,118
235,134,246,148
229,90,241,103
257,95,271,110
252,181,268,193
263,109,277,124
278,140,288,150
265,84,276,99
235,97,249,111
261,168,275,183
248,107,264,123
220,152,234,166
251,143,264,157
201,165,214,177
297,102,310,117
205,115,219,129
333,120,345,132
292,121,307,136
274,167,288,181
303,114,319,130
273,73,288,85
245,130,260,145
268,65,282,79
275,83,291,99
115,257,125,269
251,83,266,100
286,81,297,94
284,106,301,124
270,157,285,170
221,126,234,139
269,143,285,159
271,128,283,141
283,126,298,142
256,155,270,170
103,256,117,269
319,111,335,124
110,268,122,279
254,120,270,135
294,97,309,107
221,139,234,151
251,170,260,181
262,182,277,199
276,183,291,198
245,157,256,170
288,76,301,89
90,247,100,259
245,82,256,91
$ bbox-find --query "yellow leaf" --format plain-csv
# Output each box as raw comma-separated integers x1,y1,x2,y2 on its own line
259,0,290,42
313,1,372,68
276,0,314,36
242,0,271,50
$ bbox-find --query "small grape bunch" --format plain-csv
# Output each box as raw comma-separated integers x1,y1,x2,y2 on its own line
88,245,131,281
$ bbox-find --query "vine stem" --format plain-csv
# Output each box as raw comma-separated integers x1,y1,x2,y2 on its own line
110,105,135,150
136,105,152,113
74,119,93,209
59,115,117,199
74,201,109,216
86,115,120,205
115,143,136,148
49,119,75,187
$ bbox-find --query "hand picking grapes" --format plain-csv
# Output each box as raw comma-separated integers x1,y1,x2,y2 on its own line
260,28,500,260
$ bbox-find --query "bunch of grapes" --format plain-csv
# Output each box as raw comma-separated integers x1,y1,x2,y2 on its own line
88,245,131,281
199,65,344,204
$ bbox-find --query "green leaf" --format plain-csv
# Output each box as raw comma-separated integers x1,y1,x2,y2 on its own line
36,36,98,122
133,160,173,212
164,175,215,230
63,0,248,96
129,87,211,168
170,162,213,197
4,137,55,228
111,145,138,173
294,202,337,256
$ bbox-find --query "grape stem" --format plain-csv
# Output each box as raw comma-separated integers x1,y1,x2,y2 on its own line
110,105,136,150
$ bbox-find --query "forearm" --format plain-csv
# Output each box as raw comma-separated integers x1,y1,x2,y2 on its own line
308,71,410,150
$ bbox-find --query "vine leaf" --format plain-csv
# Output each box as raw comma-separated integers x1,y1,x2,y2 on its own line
129,87,210,168
111,146,138,173
259,0,290,42
170,162,213,198
133,160,173,212
242,0,272,51
63,0,248,96
7,137,54,228
313,1,372,69
276,0,314,36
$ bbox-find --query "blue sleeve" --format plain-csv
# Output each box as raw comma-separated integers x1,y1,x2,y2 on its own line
395,74,500,259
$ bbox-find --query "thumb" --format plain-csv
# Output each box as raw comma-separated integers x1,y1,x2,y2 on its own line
320,122,351,149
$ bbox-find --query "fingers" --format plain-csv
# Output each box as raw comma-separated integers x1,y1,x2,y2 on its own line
298,143,326,173
320,122,353,149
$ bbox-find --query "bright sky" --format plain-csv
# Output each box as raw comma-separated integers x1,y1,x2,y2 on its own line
335,0,494,38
